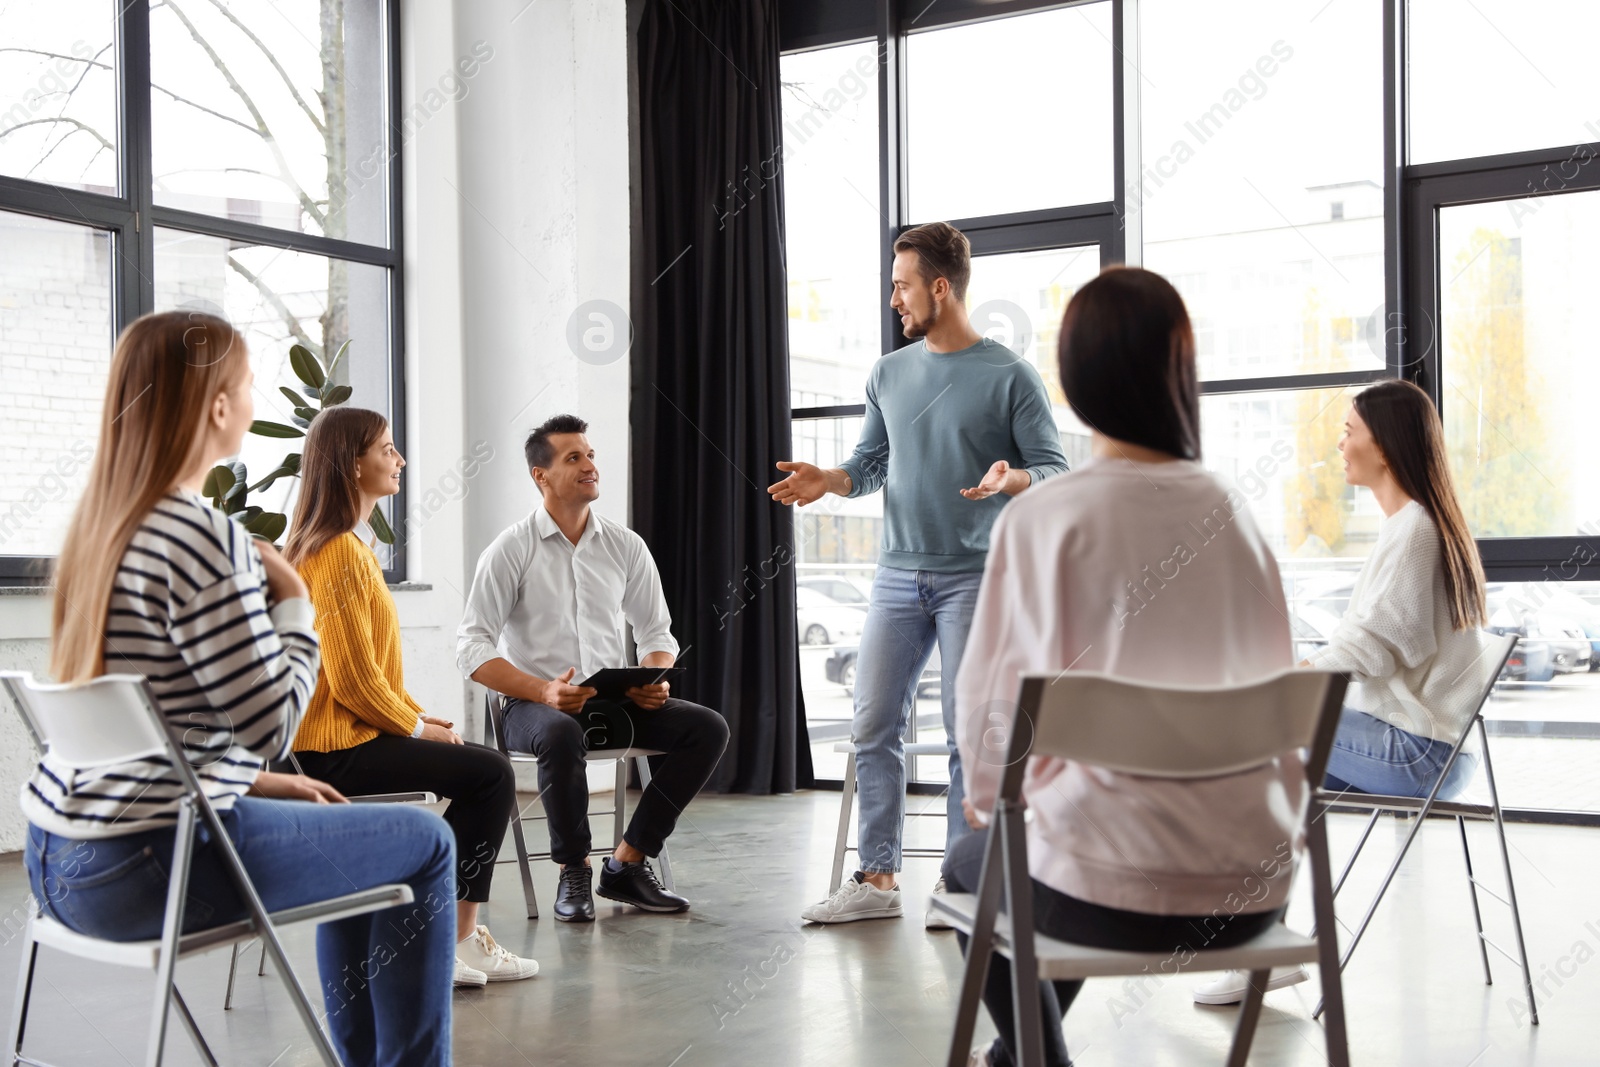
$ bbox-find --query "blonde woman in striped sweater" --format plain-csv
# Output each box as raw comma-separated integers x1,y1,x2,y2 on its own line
25,312,457,1066
286,407,536,988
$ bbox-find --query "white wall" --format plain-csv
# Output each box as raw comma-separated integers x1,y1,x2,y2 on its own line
0,0,632,848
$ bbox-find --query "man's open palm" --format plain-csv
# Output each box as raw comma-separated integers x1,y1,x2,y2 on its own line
769,461,827,507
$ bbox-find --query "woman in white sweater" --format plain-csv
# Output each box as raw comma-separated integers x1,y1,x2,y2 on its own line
948,268,1299,1067
1308,379,1490,800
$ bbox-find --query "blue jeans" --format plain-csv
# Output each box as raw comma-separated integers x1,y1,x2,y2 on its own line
1323,706,1479,800
25,797,456,1067
852,565,983,873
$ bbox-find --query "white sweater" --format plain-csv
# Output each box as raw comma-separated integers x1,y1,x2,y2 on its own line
956,458,1300,916
1309,500,1491,743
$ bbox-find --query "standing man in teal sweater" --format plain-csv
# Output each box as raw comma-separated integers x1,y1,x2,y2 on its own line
770,222,1068,925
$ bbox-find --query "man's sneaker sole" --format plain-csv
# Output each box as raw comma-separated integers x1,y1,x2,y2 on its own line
596,885,690,913
925,908,953,930
1192,967,1309,1005
802,905,904,924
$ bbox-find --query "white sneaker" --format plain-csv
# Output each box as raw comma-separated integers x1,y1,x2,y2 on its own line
966,1044,992,1067
925,876,953,929
1192,965,1308,1005
457,925,539,982
453,956,487,988
801,872,903,924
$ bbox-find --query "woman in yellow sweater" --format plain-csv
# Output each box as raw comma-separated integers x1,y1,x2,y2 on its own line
286,407,537,988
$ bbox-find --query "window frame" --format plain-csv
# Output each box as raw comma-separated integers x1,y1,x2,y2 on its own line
0,0,408,585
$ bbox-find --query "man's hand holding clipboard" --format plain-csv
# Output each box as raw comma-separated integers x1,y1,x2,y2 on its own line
578,665,685,710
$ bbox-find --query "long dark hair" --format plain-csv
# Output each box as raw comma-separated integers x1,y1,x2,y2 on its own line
1353,380,1486,631
285,406,389,568
1057,267,1200,460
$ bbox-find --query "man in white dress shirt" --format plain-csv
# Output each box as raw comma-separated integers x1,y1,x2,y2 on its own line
457,414,729,921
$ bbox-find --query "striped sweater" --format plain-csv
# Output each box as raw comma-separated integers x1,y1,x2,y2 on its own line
20,490,321,839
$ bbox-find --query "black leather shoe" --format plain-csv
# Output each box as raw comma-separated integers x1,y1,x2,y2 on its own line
596,859,689,913
554,864,595,922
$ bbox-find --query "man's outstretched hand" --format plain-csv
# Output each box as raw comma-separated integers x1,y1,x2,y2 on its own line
769,461,828,507
960,460,1014,500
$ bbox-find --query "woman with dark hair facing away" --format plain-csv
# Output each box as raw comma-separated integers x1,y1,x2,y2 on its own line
286,407,537,988
946,268,1299,1067
1194,378,1492,1006
24,311,457,1065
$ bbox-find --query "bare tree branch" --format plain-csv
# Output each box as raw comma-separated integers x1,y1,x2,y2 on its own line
161,0,325,228
0,116,113,152
227,253,317,351
199,0,327,138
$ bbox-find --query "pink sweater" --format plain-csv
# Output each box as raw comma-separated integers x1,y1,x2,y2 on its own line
955,457,1301,916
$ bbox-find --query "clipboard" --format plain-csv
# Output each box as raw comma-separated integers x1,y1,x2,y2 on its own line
579,666,685,701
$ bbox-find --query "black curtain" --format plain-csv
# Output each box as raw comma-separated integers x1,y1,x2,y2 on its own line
630,0,812,793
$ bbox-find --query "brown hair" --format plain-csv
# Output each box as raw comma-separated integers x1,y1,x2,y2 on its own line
284,406,389,568
52,311,249,682
893,222,971,302
1352,380,1486,630
1057,267,1200,460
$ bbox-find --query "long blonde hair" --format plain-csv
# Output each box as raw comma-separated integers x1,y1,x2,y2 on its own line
284,406,388,568
51,311,249,682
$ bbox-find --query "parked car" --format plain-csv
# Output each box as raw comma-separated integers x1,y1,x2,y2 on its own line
1486,587,1556,683
798,575,872,607
796,586,868,646
825,644,941,700
1516,585,1600,671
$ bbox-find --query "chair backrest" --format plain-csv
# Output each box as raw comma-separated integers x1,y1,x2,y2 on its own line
0,671,174,769
1449,631,1518,737
1005,669,1348,791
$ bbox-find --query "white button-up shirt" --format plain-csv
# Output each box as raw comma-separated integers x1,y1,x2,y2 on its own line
457,505,680,684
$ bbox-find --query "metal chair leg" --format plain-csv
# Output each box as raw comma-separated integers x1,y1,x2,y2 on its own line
1331,808,1382,899
172,986,220,1067
636,757,676,891
1307,808,1351,1067
148,800,198,1066
8,934,39,1062
256,939,267,976
1479,722,1538,1025
1457,815,1492,985
945,811,1007,1067
829,752,857,895
224,942,242,1011
1225,969,1271,1067
613,759,627,848
512,798,539,919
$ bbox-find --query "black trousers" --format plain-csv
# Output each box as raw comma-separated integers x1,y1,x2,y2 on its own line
296,736,516,904
943,830,1286,1067
500,697,729,865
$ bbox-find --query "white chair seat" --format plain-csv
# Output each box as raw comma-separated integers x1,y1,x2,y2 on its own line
503,745,665,763
833,740,949,757
931,893,1320,980
34,885,414,970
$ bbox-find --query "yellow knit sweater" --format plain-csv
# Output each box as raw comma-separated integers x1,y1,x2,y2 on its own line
293,532,424,753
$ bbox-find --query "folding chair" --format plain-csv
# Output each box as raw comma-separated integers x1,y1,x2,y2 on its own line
933,669,1352,1067
482,694,675,919
224,750,438,1011
1312,633,1537,1023
828,740,952,894
1,671,414,1067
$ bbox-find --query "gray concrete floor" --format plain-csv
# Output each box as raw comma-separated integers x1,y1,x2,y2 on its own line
0,790,1596,1066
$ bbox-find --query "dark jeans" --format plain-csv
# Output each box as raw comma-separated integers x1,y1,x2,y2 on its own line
943,831,1285,1067
26,798,456,1067
296,736,516,903
501,696,729,864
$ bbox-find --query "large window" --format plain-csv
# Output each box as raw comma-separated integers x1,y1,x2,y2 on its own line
0,1,405,581
779,0,1600,816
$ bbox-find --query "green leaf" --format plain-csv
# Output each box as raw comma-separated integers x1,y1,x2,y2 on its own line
291,416,311,429
250,420,305,439
293,405,319,421
201,465,234,500
325,339,351,382
301,384,323,400
240,506,263,522
289,344,326,389
245,511,288,542
225,461,248,501
370,505,395,545
278,386,304,407
248,453,302,493
321,384,352,408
